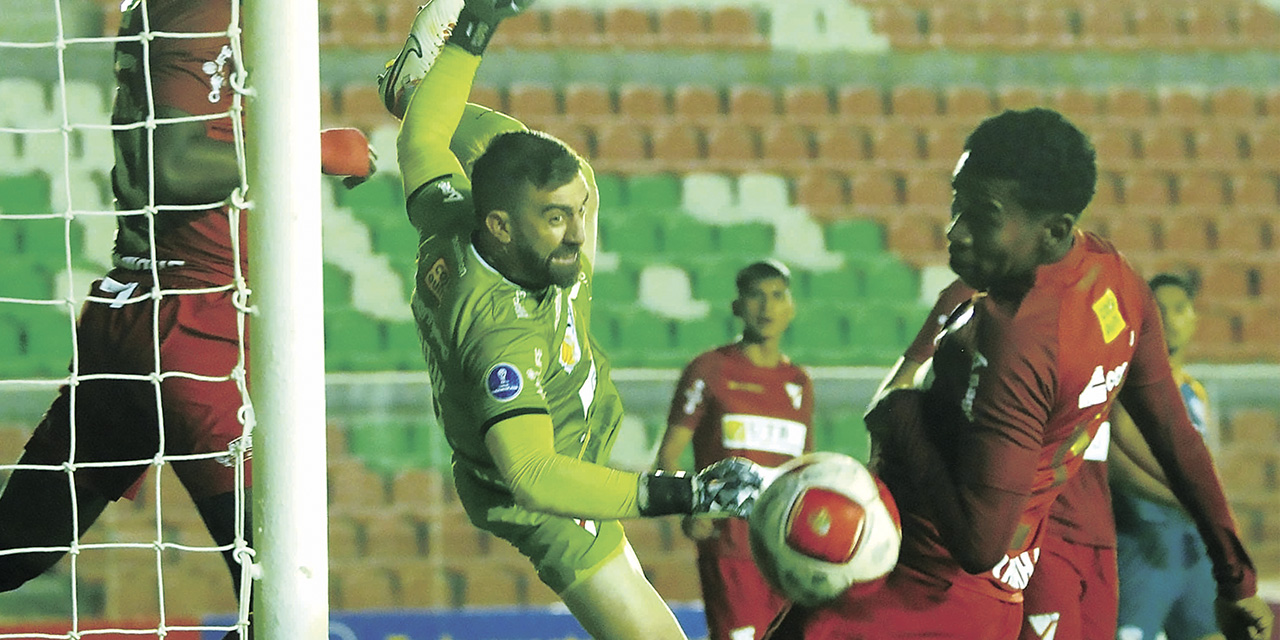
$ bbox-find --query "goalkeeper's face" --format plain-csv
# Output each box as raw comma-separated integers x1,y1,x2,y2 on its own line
506,172,590,289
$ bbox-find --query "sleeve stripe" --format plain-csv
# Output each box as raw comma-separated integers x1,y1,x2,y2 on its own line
480,407,550,437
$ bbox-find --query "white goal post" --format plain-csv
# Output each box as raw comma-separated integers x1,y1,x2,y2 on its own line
244,0,331,638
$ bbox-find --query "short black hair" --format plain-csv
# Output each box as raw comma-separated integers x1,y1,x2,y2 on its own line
735,259,791,295
1149,271,1196,299
471,130,582,224
957,108,1097,218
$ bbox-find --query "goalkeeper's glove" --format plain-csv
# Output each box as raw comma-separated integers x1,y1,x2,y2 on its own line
449,0,537,55
638,457,764,519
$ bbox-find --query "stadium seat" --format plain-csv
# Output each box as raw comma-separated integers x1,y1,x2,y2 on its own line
593,122,649,167
1156,88,1206,122
394,560,449,609
868,124,924,169
836,85,885,121
736,172,790,214
760,123,813,167
328,458,386,510
1139,126,1191,169
849,169,902,212
592,263,640,307
1174,172,1229,209
813,123,870,166
995,86,1048,112
656,6,706,49
1048,87,1102,121
1208,87,1259,119
786,302,852,365
727,84,778,124
1226,408,1280,446
663,218,717,257
1103,87,1155,119
795,169,849,212
1157,213,1215,252
617,83,668,120
704,123,759,170
783,85,833,124
562,82,613,120
362,512,423,559
1191,125,1247,169
649,122,703,168
604,7,656,49
672,84,722,122
888,85,940,120
505,83,559,121
943,85,994,120
707,6,765,50
488,10,545,49
848,304,912,363
0,173,53,217
825,218,885,255
1216,213,1276,254
860,257,919,301
547,6,600,45
333,565,396,611
718,221,775,256
674,313,735,351
627,173,682,211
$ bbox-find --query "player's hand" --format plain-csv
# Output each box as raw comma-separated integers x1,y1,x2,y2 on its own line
465,0,536,24
1215,595,1274,640
692,457,763,519
680,515,717,541
320,128,376,184
864,388,924,457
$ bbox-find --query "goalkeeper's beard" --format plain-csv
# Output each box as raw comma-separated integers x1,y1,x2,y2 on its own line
514,241,581,289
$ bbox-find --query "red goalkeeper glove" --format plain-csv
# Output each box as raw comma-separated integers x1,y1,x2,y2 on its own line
320,128,376,186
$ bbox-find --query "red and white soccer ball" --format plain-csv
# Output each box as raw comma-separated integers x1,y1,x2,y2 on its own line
748,452,902,606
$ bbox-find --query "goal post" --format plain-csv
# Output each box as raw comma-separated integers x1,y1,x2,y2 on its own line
244,0,330,637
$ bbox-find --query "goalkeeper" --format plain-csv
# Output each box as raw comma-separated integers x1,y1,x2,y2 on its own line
380,1,763,638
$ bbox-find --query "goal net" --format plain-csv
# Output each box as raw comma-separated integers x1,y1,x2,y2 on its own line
0,0,329,638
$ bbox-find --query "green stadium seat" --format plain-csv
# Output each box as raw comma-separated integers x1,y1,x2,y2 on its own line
674,313,735,352
607,307,678,367
718,222,774,256
0,257,54,300
385,320,423,370
594,173,626,209
348,420,415,473
0,173,53,216
625,174,682,212
338,173,404,213
591,263,639,307
662,218,717,256
325,309,384,371
389,255,418,302
682,258,738,302
787,303,852,366
825,219,885,255
600,215,663,255
323,263,354,308
803,267,859,303
860,258,919,301
818,410,871,463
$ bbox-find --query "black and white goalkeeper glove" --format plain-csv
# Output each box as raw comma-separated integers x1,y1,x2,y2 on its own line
450,0,537,55
639,457,765,519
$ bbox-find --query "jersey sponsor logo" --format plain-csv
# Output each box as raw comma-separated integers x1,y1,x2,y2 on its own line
990,546,1039,590
682,379,706,415
560,303,582,373
1026,612,1060,640
1082,420,1110,461
421,257,450,304
961,351,989,422
485,363,523,402
785,382,804,410
721,414,807,457
1077,361,1128,409
438,180,464,202
1091,288,1126,343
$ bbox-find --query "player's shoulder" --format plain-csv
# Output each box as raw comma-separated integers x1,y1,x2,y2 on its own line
682,343,736,375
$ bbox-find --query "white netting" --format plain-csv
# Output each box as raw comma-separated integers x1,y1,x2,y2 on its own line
0,0,254,637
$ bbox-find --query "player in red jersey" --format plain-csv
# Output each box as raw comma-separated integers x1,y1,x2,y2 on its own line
0,0,372,633
766,108,1270,640
880,277,1121,640
656,260,815,640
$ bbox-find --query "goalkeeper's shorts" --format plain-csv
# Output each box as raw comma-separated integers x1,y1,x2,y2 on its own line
453,464,628,594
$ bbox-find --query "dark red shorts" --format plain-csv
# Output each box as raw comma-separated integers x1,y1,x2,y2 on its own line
768,563,1022,640
1019,537,1118,640
26,272,252,501
699,552,790,640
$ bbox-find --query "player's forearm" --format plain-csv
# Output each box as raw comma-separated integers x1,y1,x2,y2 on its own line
505,451,642,519
1120,378,1257,599
1108,409,1181,506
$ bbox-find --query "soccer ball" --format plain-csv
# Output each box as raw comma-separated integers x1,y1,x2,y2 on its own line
748,452,902,606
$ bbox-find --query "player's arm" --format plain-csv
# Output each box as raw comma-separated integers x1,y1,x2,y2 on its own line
654,426,694,472
654,358,710,472
870,279,975,408
1107,403,1180,507
398,44,478,207
1119,290,1258,603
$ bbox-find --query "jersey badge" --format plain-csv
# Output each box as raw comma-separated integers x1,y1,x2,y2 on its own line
1025,612,1060,640
438,180,464,202
682,379,705,415
785,382,803,410
421,257,450,304
486,363,523,402
1091,288,1126,343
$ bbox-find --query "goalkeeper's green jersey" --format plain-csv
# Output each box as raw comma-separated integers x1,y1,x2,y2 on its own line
407,174,625,492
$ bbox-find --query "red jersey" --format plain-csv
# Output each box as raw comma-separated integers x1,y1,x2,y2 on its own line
879,231,1254,603
908,279,1116,550
667,344,815,558
111,0,244,286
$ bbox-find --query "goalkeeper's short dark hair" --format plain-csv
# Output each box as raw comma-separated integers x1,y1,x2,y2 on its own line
736,259,792,295
958,108,1097,218
471,130,582,224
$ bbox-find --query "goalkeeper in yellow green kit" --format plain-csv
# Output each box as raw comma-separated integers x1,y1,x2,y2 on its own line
377,1,765,637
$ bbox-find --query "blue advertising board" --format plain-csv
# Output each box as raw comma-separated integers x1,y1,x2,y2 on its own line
202,604,708,640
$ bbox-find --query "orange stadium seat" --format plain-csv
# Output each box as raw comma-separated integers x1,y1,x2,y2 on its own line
547,7,601,46
869,124,925,170
656,6,707,48
975,4,1028,51
704,123,759,170
562,82,613,119
604,7,656,49
339,84,396,131
708,6,766,50
783,85,833,124
1120,171,1173,209
1091,125,1139,171
727,84,778,124
794,169,849,212
1139,126,1191,169
362,512,423,559
1104,87,1155,120
389,467,444,513
849,169,902,212
333,565,396,610
672,84,723,122
1226,408,1280,445
1191,125,1247,169
921,121,970,167
328,458,386,510
925,5,979,50
1246,126,1280,168
395,559,449,609
814,123,870,166
444,561,524,607
617,83,669,120
593,122,649,167
1239,303,1280,360
1078,4,1131,50
649,122,703,168
1048,87,1102,121
837,86,886,121
1157,213,1215,252
1174,171,1229,209
1129,4,1180,50
1240,3,1280,47
943,85,995,120
506,83,559,120
1024,5,1076,50
760,123,813,167
1196,260,1251,302
1216,213,1276,254
904,169,954,209
888,85,940,120
1156,88,1206,122
995,86,1048,111
1208,86,1260,119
